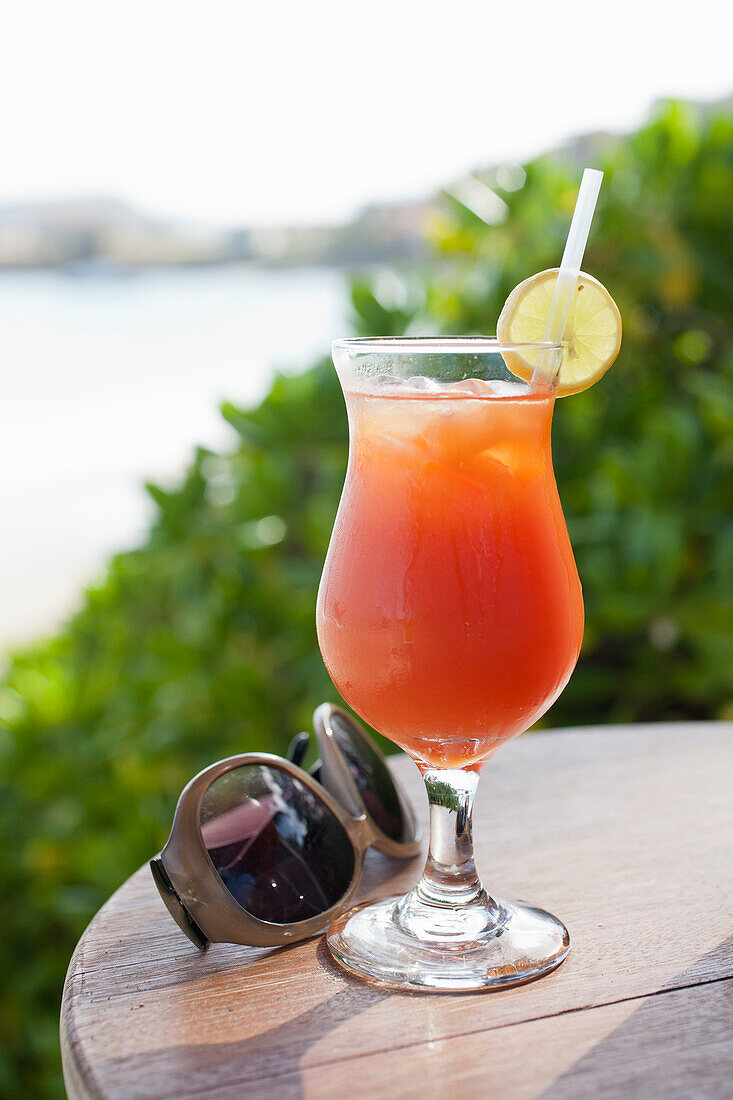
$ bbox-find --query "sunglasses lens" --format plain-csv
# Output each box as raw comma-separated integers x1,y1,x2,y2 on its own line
200,764,355,924
329,712,406,841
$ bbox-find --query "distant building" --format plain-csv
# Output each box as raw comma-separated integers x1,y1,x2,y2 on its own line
0,194,433,271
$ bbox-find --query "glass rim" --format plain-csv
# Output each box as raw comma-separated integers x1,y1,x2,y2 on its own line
332,335,562,355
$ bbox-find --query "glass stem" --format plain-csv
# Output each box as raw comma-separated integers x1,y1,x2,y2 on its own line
415,766,486,909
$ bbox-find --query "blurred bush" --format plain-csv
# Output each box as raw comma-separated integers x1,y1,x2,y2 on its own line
1,100,731,1096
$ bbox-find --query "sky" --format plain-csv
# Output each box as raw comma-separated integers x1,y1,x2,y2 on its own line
3,0,731,228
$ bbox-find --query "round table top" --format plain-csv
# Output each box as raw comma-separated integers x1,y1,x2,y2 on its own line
61,722,733,1100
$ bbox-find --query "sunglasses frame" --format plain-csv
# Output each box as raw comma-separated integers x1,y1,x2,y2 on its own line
311,703,420,859
151,705,421,949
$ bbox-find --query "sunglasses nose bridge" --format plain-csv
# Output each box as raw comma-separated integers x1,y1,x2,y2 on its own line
350,811,374,852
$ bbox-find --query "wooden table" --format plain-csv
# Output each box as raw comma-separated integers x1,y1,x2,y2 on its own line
61,722,733,1099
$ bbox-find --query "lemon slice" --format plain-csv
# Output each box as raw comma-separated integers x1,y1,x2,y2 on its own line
497,268,622,396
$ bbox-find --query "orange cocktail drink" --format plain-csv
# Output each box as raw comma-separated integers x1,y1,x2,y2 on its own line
317,376,583,770
318,336,585,994
319,176,618,993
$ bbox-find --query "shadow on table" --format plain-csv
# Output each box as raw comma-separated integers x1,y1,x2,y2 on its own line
104,885,733,1098
100,937,390,1098
99,844,425,1097
540,936,733,1099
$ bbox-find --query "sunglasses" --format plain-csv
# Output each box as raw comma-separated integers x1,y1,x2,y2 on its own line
150,703,421,949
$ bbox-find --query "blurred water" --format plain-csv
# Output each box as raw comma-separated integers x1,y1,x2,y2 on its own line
0,266,347,651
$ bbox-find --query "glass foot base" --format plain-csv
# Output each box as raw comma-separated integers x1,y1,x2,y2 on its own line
326,894,570,992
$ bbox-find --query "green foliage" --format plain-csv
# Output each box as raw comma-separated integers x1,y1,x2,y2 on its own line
1,100,732,1096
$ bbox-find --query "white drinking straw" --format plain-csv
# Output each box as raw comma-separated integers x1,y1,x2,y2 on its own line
532,167,604,386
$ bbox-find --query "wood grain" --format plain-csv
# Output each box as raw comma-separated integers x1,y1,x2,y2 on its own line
61,723,733,1099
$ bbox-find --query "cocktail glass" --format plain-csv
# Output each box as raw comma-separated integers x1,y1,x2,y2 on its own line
316,337,583,991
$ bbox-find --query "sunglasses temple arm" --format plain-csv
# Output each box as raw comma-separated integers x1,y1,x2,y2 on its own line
150,857,209,951
286,732,323,782
285,732,310,768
